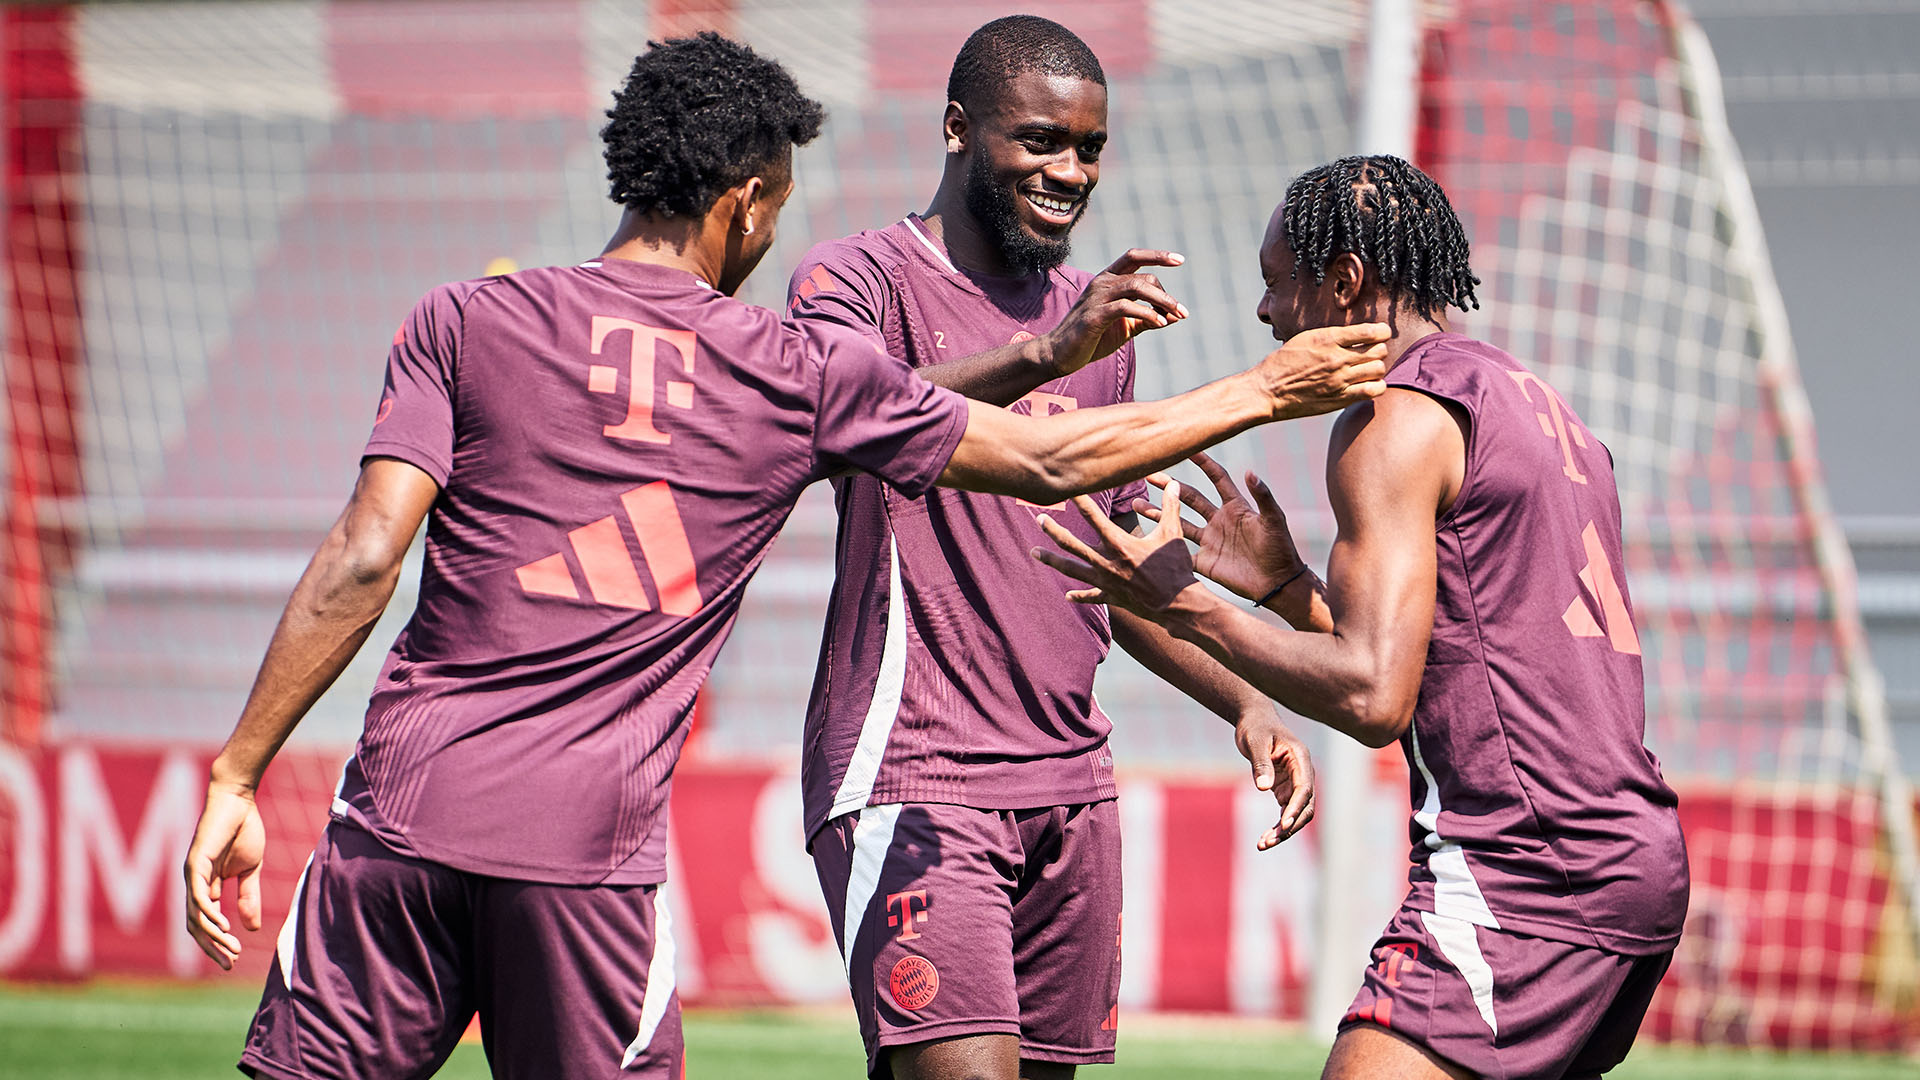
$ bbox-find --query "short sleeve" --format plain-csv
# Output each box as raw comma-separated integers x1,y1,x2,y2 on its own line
1103,342,1149,516
799,320,968,497
787,241,892,351
362,283,467,486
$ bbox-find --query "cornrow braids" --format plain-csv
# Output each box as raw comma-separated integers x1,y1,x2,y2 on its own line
1280,154,1481,320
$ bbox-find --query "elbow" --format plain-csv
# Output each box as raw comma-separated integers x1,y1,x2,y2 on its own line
1024,452,1093,504
1335,688,1413,748
333,528,409,594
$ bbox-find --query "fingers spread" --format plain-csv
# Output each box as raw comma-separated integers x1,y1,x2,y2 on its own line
1031,546,1108,589
1073,495,1137,548
1155,482,1186,543
1036,513,1103,564
1247,472,1284,518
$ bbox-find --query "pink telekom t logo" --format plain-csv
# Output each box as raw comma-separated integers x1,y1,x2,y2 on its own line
886,890,930,942
1507,369,1589,485
589,316,697,444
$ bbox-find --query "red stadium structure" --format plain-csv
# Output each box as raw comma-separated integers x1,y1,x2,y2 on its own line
1,0,1914,1055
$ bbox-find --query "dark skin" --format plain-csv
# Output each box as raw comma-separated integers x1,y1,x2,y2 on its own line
184,167,1392,970
1031,201,1476,1079
886,77,1322,1080
910,69,1192,407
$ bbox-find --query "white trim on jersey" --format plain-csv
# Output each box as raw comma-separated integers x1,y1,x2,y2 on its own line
1421,911,1499,1037
840,804,904,977
275,852,315,987
829,536,907,818
622,889,679,1069
1408,721,1500,928
330,758,352,819
901,216,959,275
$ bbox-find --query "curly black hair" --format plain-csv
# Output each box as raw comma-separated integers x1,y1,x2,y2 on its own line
1281,155,1481,320
601,32,824,218
946,15,1105,115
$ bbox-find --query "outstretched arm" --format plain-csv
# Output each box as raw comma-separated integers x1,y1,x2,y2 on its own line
1133,451,1333,632
938,324,1390,504
1031,388,1466,749
914,250,1188,404
183,457,437,969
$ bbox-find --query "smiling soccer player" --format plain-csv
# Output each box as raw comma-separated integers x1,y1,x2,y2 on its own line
786,17,1333,1080
179,33,1388,1080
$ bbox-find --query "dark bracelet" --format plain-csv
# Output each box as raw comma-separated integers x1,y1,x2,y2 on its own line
1252,566,1312,610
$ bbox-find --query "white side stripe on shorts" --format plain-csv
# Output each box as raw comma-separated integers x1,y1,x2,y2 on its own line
829,538,907,818
1421,911,1498,1037
841,804,904,977
274,853,314,987
1408,721,1500,928
622,889,679,1069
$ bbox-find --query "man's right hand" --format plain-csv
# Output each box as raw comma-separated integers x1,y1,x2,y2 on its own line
1133,451,1308,603
1043,249,1190,375
183,781,267,971
1256,323,1391,419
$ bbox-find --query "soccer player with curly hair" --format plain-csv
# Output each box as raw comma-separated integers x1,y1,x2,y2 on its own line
1036,155,1690,1080
180,35,1390,1080
788,16,1332,1080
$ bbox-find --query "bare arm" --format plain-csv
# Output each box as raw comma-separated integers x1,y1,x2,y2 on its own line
1134,451,1335,632
1110,604,1317,844
1032,388,1466,749
183,457,438,968
915,250,1189,405
938,323,1390,504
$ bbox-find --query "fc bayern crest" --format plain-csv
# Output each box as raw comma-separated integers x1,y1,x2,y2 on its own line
889,954,940,1011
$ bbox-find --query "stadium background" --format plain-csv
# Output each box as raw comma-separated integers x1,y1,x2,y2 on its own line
2,0,1919,1069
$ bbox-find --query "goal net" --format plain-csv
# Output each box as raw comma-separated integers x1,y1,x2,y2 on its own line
1,0,1912,1050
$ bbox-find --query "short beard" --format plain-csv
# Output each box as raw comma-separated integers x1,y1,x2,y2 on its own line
963,152,1077,276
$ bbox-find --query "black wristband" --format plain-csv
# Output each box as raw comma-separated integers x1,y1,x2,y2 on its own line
1251,566,1311,610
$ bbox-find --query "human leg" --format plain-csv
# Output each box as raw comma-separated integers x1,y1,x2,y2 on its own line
812,803,1024,1078
472,879,683,1080
1334,904,1667,1080
1008,802,1122,1073
238,822,476,1080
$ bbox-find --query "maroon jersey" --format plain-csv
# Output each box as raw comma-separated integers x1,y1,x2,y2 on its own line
1387,332,1688,954
787,217,1145,838
336,258,968,885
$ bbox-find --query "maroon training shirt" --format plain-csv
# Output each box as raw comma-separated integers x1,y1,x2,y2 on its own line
334,258,968,885
1388,332,1688,954
786,216,1146,840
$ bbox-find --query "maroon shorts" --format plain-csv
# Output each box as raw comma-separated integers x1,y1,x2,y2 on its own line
1340,905,1672,1079
239,821,684,1080
812,801,1123,1076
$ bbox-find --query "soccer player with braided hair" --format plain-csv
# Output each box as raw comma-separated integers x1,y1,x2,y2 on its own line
179,33,1390,1080
1035,155,1689,1080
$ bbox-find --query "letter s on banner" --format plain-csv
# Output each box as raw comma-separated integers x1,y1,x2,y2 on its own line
746,774,843,1001
0,744,48,970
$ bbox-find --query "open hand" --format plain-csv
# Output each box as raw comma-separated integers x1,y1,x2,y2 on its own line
1045,249,1190,375
1133,452,1306,602
183,783,266,970
1259,323,1391,420
1236,712,1317,849
1031,481,1202,620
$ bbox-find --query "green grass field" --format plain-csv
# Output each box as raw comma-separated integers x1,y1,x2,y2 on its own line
0,980,1912,1079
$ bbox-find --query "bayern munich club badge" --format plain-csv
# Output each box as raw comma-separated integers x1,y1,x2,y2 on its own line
889,955,940,1011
